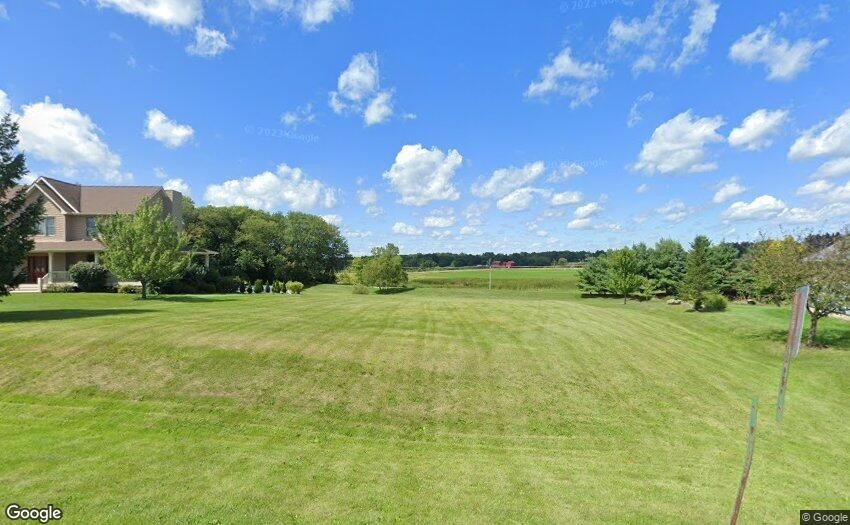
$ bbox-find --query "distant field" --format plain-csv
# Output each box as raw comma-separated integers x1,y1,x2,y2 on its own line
410,267,579,291
1,283,849,523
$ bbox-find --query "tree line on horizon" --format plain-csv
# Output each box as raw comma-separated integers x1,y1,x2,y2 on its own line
399,233,843,270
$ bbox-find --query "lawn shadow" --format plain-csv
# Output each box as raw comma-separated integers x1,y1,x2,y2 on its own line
147,295,237,303
375,287,416,295
0,309,155,323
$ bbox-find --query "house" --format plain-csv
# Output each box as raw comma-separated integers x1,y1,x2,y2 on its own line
490,260,517,268
13,176,210,292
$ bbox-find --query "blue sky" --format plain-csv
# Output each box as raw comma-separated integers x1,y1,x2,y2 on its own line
2,0,849,254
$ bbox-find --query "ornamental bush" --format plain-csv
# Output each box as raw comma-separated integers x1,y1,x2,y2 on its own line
253,279,264,294
286,281,304,294
702,293,728,312
69,262,110,292
352,284,370,295
43,283,77,293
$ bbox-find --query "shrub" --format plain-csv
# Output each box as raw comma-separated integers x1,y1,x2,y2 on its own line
116,283,142,294
352,284,370,295
253,279,264,294
215,276,241,294
271,280,282,294
286,281,304,294
702,293,728,312
69,262,110,292
43,283,77,293
160,263,221,294
245,281,253,294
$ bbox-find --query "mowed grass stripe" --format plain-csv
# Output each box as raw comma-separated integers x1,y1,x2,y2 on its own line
1,275,849,522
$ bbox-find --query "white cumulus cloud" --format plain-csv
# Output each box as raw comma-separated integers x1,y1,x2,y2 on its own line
392,222,422,236
796,179,832,196
383,144,462,206
574,201,603,220
496,188,547,213
422,208,456,228
713,179,746,203
812,157,850,179
17,97,129,183
329,52,395,125
525,47,608,108
550,191,583,206
655,199,694,223
204,163,337,211
729,24,828,81
96,0,202,28
144,109,194,149
728,109,789,151
633,110,724,174
364,90,393,126
567,218,593,230
472,161,545,199
186,26,231,58
297,0,351,30
788,108,850,161
721,195,787,221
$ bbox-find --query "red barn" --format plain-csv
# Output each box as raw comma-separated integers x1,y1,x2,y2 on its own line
490,260,517,268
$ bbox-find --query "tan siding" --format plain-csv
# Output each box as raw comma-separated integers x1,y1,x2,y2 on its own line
29,196,66,242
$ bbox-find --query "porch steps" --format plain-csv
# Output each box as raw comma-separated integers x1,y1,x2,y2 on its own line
11,284,41,293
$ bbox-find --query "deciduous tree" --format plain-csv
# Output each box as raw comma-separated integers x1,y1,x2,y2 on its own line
607,247,647,304
806,238,850,345
361,243,408,290
97,198,189,299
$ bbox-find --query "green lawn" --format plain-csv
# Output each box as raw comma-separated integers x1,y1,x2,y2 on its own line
410,267,580,292
1,282,848,523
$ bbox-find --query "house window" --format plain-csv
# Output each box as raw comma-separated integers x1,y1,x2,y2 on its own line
85,217,97,239
38,217,56,236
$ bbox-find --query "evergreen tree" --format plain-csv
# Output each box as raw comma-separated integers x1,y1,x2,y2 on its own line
711,242,740,297
0,114,44,297
682,235,717,310
577,254,610,295
649,239,686,296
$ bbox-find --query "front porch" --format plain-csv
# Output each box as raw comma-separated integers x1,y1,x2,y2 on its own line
19,247,218,292
24,250,103,290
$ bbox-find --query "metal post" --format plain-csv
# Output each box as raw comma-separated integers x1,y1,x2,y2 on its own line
730,397,759,525
488,259,492,290
776,285,810,423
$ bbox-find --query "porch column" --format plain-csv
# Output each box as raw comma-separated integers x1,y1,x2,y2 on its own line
48,252,54,274
94,252,100,264
204,252,210,269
